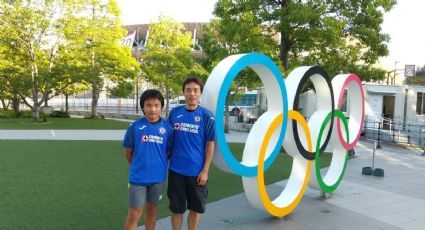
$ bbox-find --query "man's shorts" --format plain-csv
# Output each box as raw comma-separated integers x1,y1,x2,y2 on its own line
167,170,208,214
128,182,164,208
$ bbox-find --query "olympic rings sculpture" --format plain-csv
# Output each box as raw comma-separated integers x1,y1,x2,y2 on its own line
200,53,365,217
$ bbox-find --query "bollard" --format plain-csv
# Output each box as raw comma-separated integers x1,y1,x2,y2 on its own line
362,140,384,177
376,122,382,149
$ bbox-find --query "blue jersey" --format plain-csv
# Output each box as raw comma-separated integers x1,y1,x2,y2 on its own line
122,118,172,185
168,105,216,176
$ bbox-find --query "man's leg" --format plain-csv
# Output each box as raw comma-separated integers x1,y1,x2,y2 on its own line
168,171,186,230
188,210,201,230
124,207,142,230
145,203,158,230
171,212,184,230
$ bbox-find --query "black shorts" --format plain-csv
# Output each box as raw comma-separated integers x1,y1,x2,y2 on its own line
167,170,208,214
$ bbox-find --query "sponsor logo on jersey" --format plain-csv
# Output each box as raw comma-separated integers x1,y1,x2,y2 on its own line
141,134,164,144
174,122,199,134
159,127,166,134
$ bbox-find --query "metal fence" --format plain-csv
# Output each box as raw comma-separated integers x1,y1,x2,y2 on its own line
363,116,425,155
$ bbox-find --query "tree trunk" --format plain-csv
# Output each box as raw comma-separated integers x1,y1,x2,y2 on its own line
91,81,99,118
280,0,290,72
32,105,40,122
12,94,20,112
44,93,49,106
165,86,170,118
65,93,69,113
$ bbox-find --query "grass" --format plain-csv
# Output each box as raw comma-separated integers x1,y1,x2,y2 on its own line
0,118,131,130
0,140,333,230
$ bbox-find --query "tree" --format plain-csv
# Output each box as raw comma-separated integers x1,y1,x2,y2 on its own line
213,0,396,81
70,0,139,118
141,15,203,116
0,0,89,121
200,18,277,132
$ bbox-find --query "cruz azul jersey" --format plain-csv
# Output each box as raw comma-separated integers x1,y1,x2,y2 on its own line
168,105,215,176
123,118,172,185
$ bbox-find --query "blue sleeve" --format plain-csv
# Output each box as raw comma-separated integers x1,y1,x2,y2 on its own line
123,124,135,149
205,114,216,141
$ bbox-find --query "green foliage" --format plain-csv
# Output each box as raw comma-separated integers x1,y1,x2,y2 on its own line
212,0,396,81
109,81,134,98
141,15,205,116
0,0,139,119
0,110,43,119
50,109,70,118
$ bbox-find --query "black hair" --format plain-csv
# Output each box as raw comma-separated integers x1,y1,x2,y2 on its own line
139,89,164,114
182,76,204,93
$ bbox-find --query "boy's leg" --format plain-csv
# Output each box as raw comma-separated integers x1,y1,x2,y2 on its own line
145,203,158,230
124,184,147,230
124,207,143,230
145,183,164,230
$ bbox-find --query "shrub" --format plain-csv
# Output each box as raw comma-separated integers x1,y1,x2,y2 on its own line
50,110,70,118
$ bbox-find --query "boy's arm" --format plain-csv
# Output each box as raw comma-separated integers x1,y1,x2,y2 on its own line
124,148,133,164
197,141,214,185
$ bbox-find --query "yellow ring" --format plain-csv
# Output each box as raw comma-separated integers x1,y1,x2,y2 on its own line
257,110,312,217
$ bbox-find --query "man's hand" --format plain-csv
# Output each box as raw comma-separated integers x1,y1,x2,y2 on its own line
197,169,208,185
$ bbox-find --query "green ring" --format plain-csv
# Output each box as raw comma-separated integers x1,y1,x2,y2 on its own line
315,110,349,193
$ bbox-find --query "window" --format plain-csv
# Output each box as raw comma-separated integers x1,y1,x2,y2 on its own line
417,92,424,115
340,90,348,112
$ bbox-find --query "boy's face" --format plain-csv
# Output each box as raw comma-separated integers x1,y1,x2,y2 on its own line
184,82,202,108
143,98,162,122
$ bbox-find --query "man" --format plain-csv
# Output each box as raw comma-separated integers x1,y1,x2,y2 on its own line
168,76,215,230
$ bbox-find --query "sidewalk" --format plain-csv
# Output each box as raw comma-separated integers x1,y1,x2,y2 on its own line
144,140,425,230
0,129,248,142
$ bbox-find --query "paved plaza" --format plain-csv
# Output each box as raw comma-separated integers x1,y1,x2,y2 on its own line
1,128,425,229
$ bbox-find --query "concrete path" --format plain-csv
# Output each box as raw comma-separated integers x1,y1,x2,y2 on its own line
143,141,425,230
0,129,248,142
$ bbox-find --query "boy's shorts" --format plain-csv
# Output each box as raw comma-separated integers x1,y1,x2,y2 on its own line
167,170,208,214
128,183,163,208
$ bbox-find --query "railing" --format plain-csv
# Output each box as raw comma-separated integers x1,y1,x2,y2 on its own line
363,116,425,155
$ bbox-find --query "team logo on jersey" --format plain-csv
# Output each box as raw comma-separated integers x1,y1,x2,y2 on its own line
142,135,149,142
159,127,166,134
194,116,201,122
174,123,180,130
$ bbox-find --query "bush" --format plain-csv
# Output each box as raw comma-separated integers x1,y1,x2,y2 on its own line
0,110,45,119
50,110,70,118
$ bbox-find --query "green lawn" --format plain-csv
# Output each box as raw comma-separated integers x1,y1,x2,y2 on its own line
0,118,131,130
0,140,333,230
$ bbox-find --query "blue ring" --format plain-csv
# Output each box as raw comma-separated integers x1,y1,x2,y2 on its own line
215,53,288,177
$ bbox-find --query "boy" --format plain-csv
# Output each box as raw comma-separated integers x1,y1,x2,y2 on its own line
123,89,172,230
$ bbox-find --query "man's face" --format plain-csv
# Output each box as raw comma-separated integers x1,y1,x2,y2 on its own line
184,82,202,108
143,98,162,122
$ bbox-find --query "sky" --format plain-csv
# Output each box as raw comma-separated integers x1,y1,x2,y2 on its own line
116,0,425,72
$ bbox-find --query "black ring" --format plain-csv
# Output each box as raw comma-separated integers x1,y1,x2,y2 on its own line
292,66,334,160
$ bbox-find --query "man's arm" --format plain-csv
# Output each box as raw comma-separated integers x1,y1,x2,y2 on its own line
124,148,133,164
197,141,214,185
